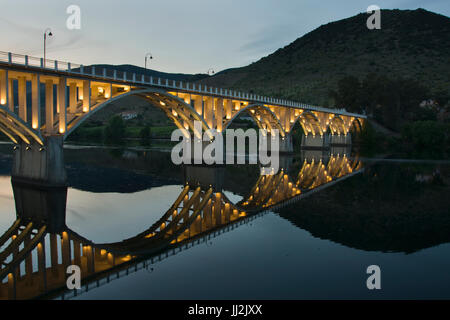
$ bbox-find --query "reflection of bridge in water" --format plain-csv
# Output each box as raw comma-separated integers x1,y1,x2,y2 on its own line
0,149,363,300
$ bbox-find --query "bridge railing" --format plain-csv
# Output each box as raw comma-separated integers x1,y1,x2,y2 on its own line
0,50,366,119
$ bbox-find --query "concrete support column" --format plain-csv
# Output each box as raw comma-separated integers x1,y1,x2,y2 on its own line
83,245,95,274
45,80,54,134
12,135,67,186
279,133,294,153
69,83,77,114
58,77,67,134
105,83,112,99
329,133,351,146
214,193,222,225
225,99,232,120
194,95,202,116
205,97,213,129
301,134,327,149
203,199,212,229
12,180,68,233
224,203,231,223
7,273,16,300
31,74,41,130
107,253,115,266
37,241,47,292
0,70,7,106
280,108,288,132
18,77,27,122
184,165,224,190
73,240,81,266
24,234,33,279
8,78,14,112
50,234,58,269
82,80,90,112
215,98,223,132
61,231,71,268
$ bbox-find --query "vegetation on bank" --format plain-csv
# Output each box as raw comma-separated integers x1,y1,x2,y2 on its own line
67,115,177,145
330,72,450,158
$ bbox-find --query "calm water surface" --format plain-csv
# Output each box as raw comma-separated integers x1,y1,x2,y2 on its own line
0,142,449,299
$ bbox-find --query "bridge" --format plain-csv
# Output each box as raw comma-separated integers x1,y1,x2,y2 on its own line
0,51,366,186
0,150,363,300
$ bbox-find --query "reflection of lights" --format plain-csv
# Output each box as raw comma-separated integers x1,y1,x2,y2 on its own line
160,101,166,106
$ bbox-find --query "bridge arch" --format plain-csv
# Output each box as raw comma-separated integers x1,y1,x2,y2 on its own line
223,103,287,137
0,107,44,145
329,115,346,136
291,111,323,137
65,88,212,140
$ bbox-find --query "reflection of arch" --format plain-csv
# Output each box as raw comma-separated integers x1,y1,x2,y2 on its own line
0,154,365,300
223,104,286,137
65,89,212,140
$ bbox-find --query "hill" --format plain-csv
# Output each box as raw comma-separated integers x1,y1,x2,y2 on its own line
88,64,209,82
198,9,450,107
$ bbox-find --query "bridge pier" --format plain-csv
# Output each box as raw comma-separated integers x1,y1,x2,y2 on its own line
12,136,67,187
329,133,352,146
12,180,68,233
184,165,224,191
301,134,329,149
279,134,294,154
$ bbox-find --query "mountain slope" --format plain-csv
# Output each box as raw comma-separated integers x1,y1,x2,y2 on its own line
199,9,450,106
89,64,209,82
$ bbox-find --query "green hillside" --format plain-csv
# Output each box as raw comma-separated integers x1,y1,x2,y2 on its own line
199,9,450,107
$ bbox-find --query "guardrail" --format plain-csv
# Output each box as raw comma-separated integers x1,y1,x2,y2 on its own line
0,51,365,119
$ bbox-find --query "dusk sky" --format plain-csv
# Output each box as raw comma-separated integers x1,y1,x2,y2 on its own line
0,0,449,74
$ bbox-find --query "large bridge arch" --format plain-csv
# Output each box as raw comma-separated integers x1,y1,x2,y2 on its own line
223,103,287,137
64,88,212,140
290,111,323,137
0,107,44,145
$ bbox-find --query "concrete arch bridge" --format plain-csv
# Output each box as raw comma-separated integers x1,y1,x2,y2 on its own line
0,51,365,185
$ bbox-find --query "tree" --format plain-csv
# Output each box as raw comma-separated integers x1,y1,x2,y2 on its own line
330,76,362,113
402,121,449,157
140,125,151,145
104,115,126,141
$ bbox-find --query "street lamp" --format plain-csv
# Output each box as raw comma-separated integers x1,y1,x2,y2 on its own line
145,52,153,69
44,28,53,68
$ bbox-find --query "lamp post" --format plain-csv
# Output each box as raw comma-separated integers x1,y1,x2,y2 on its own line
145,52,153,69
43,28,53,68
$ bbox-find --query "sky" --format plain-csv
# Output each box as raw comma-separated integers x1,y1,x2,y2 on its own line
0,0,448,74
